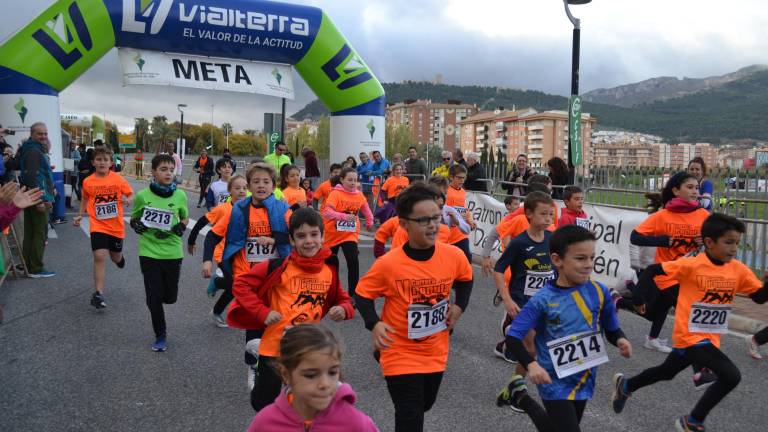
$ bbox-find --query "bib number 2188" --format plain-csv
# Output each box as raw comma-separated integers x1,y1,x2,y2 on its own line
407,299,448,339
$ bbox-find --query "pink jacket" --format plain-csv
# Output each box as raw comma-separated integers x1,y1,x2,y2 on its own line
322,185,374,229
247,383,378,432
0,203,21,231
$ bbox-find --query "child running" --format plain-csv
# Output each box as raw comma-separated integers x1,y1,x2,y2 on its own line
492,192,556,369
247,323,378,431
612,213,768,432
279,164,308,209
355,183,473,432
73,147,133,309
445,164,476,264
221,163,293,389
313,163,342,210
205,158,234,210
227,208,355,411
300,178,314,204
497,225,632,432
558,186,588,228
321,167,373,297
130,154,189,352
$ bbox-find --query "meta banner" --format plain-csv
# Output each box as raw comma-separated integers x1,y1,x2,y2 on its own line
118,48,295,98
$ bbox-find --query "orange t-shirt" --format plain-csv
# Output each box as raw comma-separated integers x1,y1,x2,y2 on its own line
381,176,409,199
259,261,334,357
208,202,234,263
82,171,133,238
356,242,473,376
635,208,710,288
232,205,292,278
446,186,470,244
314,180,332,210
282,186,307,207
323,188,368,248
662,253,763,348
375,216,450,252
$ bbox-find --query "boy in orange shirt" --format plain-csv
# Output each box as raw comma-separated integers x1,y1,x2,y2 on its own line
73,147,133,309
445,164,476,264
613,213,768,432
355,183,473,432
313,163,342,211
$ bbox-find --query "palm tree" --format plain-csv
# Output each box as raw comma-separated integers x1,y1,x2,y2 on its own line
134,117,150,151
151,115,170,153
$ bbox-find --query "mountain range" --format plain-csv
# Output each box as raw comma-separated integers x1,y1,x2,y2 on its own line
292,65,768,144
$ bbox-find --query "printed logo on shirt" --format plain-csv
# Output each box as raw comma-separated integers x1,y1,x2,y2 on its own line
394,277,452,304
248,220,272,236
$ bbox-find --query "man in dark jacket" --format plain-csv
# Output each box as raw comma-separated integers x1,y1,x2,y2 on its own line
301,147,320,189
19,122,56,278
464,151,488,192
194,149,215,207
219,148,236,173
404,146,428,183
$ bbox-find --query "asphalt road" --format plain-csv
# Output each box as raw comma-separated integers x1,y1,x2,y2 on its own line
2,178,767,431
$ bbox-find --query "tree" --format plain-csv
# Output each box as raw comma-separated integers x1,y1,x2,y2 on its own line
134,117,150,151
243,129,257,136
221,123,234,136
150,115,172,152
385,124,413,157
310,116,330,160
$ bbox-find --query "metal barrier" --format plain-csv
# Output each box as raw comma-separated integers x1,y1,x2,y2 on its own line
584,186,649,210
717,197,768,220
404,174,426,183
360,175,384,219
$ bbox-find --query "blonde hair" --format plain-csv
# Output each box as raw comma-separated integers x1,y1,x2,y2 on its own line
227,174,247,192
246,163,277,186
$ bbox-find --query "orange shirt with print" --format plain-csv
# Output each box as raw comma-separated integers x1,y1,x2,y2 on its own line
232,206,292,278
82,171,133,238
445,186,471,244
356,242,473,376
375,216,450,252
314,180,332,211
323,189,368,248
381,176,409,199
635,208,709,288
207,202,234,263
662,253,763,349
259,262,334,357
282,186,307,207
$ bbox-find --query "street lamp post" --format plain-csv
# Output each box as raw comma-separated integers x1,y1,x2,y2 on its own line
177,104,187,159
564,0,591,183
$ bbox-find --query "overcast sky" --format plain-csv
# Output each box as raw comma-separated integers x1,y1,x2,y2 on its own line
3,0,767,132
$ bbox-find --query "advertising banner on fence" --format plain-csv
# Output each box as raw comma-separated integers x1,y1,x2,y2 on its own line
118,49,295,99
466,192,647,291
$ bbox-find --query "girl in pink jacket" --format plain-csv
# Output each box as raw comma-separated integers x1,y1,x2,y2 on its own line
247,324,378,432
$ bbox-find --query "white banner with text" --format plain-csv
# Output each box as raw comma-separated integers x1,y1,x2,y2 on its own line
466,192,648,291
118,49,295,99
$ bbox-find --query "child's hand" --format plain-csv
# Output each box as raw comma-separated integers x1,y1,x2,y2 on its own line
187,244,196,255
264,311,282,326
617,338,633,359
372,321,396,350
446,304,463,330
504,298,521,318
345,214,356,222
481,257,494,277
201,261,212,278
327,306,346,321
633,303,646,315
73,215,82,227
256,236,275,246
527,362,552,385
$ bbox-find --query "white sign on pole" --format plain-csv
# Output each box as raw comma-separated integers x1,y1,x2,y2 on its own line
118,49,295,99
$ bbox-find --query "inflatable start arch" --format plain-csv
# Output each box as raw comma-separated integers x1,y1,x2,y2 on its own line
0,0,385,215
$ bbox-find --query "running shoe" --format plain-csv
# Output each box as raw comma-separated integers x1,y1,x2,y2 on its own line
116,256,126,269
247,364,258,391
693,368,717,391
52,218,67,225
609,288,623,311
494,341,517,364
675,415,705,431
206,277,218,297
496,374,527,413
644,336,673,353
211,310,228,328
28,270,56,278
152,335,167,352
90,292,107,309
493,291,503,307
611,373,631,414
746,336,763,360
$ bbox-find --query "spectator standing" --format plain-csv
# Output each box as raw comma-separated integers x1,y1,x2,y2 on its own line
263,141,291,173
503,154,534,197
405,146,428,182
464,151,488,192
169,145,183,184
454,149,467,167
688,157,713,211
134,148,144,177
194,149,215,208
301,146,320,189
219,148,237,173
1,146,16,184
431,151,453,177
370,150,390,178
18,122,56,278
357,151,374,202
344,155,357,169
547,156,569,200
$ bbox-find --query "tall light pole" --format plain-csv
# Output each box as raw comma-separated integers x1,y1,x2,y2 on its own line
177,104,187,159
564,0,591,183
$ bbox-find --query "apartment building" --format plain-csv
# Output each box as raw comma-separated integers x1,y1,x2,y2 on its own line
590,138,719,169
385,99,478,152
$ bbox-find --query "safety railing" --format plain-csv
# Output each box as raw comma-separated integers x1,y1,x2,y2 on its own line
359,175,384,221
584,186,650,210
404,174,427,183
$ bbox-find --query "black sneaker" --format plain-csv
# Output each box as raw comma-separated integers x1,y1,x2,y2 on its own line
494,341,517,364
675,415,706,431
493,291,503,307
496,374,527,413
612,373,631,413
693,368,717,391
90,292,106,309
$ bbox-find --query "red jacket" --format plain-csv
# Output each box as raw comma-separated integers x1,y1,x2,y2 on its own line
558,207,589,228
227,249,355,329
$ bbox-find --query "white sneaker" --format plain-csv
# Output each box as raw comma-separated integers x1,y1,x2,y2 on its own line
211,310,228,328
747,336,763,359
644,336,672,353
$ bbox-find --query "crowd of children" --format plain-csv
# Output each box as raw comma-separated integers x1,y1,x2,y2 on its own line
69,150,768,432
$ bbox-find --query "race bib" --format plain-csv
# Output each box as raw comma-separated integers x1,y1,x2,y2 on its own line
336,218,357,232
140,207,173,230
688,303,731,334
524,270,555,296
576,218,590,229
217,193,230,204
246,237,278,262
547,331,608,379
407,299,449,339
95,201,118,220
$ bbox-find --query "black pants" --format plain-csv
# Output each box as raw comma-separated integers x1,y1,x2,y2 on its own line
646,285,678,339
626,343,741,422
541,400,587,432
385,372,444,432
331,241,359,297
251,356,282,412
755,326,768,345
452,238,472,265
245,329,264,365
198,176,211,205
139,257,182,337
212,270,233,315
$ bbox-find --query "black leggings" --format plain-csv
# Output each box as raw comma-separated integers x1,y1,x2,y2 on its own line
139,257,182,337
331,241,359,297
212,271,233,315
385,372,443,432
626,343,741,423
198,176,211,205
250,356,282,411
452,238,472,265
755,326,768,345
